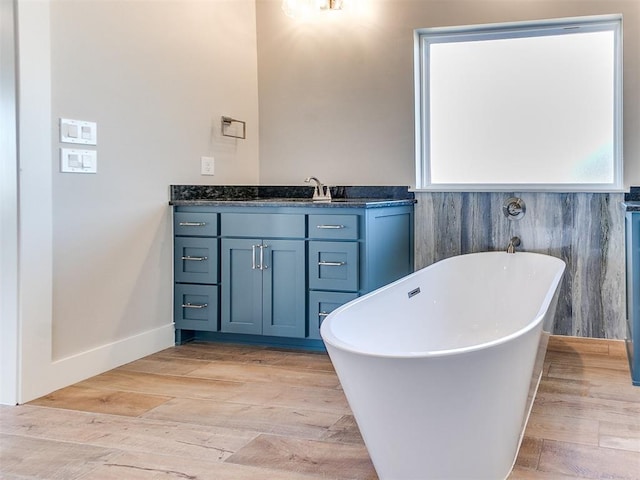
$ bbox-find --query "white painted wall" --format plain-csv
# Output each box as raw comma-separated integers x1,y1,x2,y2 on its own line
15,0,55,403
0,0,19,405
256,0,640,188
12,0,259,404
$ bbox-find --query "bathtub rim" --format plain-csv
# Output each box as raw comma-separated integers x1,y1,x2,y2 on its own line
320,251,566,359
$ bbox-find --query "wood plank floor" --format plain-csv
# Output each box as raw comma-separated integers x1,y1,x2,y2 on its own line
1,336,639,479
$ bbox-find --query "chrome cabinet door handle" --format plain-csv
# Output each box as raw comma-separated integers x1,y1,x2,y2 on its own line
316,225,345,229
318,311,330,318
260,244,268,270
181,255,208,261
251,245,258,269
318,261,346,266
182,303,208,309
179,221,206,226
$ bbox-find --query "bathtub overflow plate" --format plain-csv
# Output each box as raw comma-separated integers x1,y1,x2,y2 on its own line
503,197,526,220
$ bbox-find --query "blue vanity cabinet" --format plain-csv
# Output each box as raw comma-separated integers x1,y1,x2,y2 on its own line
306,206,414,339
625,212,640,386
173,201,414,348
173,211,220,340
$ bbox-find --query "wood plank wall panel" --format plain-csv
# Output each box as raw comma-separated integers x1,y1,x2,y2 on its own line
415,192,626,338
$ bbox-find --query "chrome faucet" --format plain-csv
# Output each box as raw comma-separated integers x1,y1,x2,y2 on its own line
507,236,521,254
304,176,332,202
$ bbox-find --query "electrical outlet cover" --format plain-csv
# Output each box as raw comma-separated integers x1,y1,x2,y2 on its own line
201,156,215,175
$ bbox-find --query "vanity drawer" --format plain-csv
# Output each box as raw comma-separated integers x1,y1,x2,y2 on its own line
308,241,359,292
307,291,358,340
308,214,359,240
174,284,219,331
174,212,218,237
174,237,219,284
221,213,305,238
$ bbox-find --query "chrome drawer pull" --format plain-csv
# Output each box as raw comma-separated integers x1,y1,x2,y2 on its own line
182,303,208,309
316,225,345,229
181,256,208,261
179,221,207,226
318,311,330,317
318,261,346,266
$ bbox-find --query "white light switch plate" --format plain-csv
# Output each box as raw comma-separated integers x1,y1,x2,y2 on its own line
61,148,97,173
201,156,215,175
60,118,97,145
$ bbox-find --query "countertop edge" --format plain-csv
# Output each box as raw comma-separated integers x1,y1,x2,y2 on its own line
622,201,640,212
170,198,417,208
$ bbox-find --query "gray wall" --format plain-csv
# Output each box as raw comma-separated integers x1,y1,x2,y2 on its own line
50,0,259,360
256,0,640,338
256,0,639,187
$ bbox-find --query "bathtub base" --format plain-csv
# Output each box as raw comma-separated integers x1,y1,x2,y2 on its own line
328,328,541,479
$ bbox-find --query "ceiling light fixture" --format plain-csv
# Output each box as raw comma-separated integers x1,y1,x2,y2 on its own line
321,0,343,10
282,0,343,18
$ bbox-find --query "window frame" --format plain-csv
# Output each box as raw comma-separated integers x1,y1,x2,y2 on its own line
413,15,623,192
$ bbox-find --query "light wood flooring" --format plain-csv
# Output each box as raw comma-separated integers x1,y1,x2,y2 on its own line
1,336,639,479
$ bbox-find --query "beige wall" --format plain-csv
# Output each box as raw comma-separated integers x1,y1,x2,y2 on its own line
51,0,258,358
50,0,259,360
256,0,640,188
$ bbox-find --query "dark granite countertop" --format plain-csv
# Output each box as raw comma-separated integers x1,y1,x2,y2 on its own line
170,185,416,209
623,187,640,212
623,202,640,212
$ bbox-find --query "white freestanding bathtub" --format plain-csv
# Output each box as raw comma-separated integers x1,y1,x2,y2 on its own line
321,252,565,480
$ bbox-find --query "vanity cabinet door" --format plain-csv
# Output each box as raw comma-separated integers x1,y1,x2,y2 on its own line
262,240,306,338
221,238,263,335
221,238,306,338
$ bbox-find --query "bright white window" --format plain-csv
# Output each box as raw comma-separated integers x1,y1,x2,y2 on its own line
414,15,623,191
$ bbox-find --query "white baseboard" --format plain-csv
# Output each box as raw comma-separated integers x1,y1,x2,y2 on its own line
19,324,175,404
